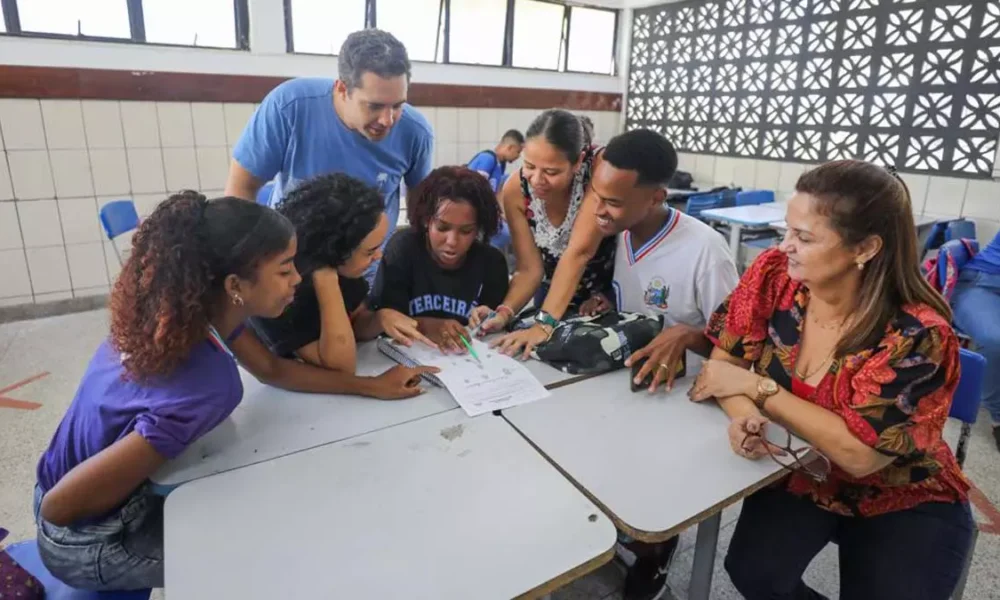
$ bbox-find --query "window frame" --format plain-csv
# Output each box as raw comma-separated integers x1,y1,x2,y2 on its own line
284,0,619,76
0,0,251,50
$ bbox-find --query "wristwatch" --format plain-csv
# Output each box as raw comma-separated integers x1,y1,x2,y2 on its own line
753,376,779,409
534,310,558,328
533,310,558,339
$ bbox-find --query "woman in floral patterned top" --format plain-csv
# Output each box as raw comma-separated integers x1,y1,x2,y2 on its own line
688,160,973,600
473,109,616,356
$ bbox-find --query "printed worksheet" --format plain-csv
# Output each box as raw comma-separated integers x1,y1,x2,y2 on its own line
386,338,550,416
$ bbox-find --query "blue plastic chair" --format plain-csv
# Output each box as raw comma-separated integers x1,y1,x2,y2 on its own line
953,348,985,467
256,181,275,206
685,192,725,220
948,220,977,244
4,539,151,600
950,348,985,600
922,218,978,259
735,190,775,206
98,200,140,265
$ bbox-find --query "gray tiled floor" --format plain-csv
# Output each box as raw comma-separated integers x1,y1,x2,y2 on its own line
3,309,1000,599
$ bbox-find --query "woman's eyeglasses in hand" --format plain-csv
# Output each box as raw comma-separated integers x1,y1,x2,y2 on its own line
742,421,832,482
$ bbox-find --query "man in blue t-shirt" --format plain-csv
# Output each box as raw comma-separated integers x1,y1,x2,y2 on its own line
225,29,433,281
467,129,524,251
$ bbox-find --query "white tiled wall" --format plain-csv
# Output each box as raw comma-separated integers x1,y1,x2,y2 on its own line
0,98,620,307
676,152,1000,247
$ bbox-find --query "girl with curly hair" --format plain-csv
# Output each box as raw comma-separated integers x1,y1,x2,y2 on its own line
34,192,435,591
369,166,510,352
250,173,436,367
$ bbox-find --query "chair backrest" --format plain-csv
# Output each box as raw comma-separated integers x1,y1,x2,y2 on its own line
256,181,275,206
685,192,724,219
947,219,977,243
735,190,775,206
922,218,977,257
98,200,139,241
952,348,986,424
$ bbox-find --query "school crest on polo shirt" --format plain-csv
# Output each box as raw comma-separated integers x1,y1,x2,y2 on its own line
643,278,670,310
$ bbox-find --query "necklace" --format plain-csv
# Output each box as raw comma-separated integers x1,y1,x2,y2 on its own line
794,347,836,380
795,313,850,380
808,313,849,331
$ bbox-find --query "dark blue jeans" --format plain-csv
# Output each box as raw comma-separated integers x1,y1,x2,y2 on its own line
725,486,973,600
951,269,1000,424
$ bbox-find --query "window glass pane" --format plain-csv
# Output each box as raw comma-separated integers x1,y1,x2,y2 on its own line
379,0,442,63
142,0,236,48
18,0,130,38
450,0,506,66
567,7,615,74
512,0,564,70
290,0,365,55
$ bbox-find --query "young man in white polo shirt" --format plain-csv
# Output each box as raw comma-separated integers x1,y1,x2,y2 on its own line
586,128,739,600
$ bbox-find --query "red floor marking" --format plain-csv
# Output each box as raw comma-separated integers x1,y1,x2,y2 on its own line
969,482,1000,535
0,372,50,411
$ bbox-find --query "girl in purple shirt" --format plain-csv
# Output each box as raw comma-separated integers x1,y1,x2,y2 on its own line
34,192,436,591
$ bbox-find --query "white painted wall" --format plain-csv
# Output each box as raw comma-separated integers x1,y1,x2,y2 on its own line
0,100,621,307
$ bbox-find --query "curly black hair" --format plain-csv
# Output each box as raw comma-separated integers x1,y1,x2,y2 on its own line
406,166,501,241
276,173,385,276
110,192,293,379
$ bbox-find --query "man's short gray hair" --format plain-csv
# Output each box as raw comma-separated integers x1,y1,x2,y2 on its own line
338,29,411,91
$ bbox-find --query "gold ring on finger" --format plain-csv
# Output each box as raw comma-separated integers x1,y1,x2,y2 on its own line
659,362,670,371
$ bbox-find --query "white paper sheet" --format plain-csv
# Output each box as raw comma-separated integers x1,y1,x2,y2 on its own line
389,339,550,416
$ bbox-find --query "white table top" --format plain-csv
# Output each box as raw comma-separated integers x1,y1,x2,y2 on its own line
164,410,617,600
701,203,786,226
504,369,791,540
152,342,458,488
152,342,575,488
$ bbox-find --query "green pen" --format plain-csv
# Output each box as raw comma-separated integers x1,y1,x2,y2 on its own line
458,333,482,363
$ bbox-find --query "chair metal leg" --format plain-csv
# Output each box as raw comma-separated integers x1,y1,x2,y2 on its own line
952,525,977,600
111,240,124,266
956,422,972,469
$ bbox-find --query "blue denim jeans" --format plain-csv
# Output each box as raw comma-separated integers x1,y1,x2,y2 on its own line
33,484,164,590
951,269,1000,424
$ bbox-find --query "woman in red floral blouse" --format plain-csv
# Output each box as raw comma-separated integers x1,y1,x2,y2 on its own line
689,160,973,600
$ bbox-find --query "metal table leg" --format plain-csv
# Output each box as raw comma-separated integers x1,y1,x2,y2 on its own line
688,511,722,600
728,223,743,261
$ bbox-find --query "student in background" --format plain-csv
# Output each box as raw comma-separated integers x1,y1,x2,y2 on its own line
370,166,509,352
251,174,435,368
226,28,433,282
692,160,971,600
951,230,1000,452
471,109,616,343
575,129,739,600
468,129,524,252
34,193,436,591
468,129,525,193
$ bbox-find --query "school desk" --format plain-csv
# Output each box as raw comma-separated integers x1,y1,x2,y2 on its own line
152,341,578,490
164,410,618,600
700,203,787,257
503,369,798,600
